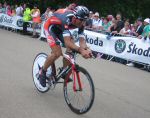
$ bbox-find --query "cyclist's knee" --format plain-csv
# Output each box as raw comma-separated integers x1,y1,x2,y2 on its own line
54,51,62,59
51,48,62,59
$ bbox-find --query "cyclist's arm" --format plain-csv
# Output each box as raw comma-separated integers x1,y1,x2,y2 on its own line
62,30,79,51
64,36,91,58
64,36,80,51
63,29,91,58
78,27,89,49
79,37,88,49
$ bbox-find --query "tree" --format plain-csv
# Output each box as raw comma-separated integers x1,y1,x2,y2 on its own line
0,0,149,22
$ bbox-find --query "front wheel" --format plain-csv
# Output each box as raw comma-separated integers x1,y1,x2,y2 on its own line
63,66,95,114
32,53,55,93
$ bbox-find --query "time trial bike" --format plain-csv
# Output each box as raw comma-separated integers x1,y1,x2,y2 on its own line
32,50,96,114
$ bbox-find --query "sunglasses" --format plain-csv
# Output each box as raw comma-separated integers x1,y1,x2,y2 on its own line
78,18,87,22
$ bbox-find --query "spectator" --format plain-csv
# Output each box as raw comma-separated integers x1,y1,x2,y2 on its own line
2,2,7,14
92,12,103,31
116,13,124,32
102,17,110,31
11,5,16,16
119,21,131,35
56,3,76,13
31,4,41,38
42,7,53,21
6,5,12,16
66,3,76,10
141,18,150,39
129,23,137,36
85,11,93,29
108,18,119,34
15,4,18,9
0,3,2,13
16,4,23,16
132,17,144,37
23,3,26,10
107,15,114,27
22,4,32,35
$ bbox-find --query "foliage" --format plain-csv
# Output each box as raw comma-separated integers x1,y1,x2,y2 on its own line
0,0,149,22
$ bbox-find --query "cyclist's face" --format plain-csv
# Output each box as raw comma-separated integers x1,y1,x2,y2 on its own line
74,18,86,27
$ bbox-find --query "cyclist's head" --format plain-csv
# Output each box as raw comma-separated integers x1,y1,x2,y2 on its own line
73,6,89,21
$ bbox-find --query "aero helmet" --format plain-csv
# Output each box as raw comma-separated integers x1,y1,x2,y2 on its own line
73,6,89,20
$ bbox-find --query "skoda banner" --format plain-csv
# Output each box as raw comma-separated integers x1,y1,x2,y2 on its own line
1,13,150,65
70,29,150,64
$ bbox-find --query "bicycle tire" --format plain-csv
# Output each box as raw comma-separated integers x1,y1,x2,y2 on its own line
32,53,56,93
63,66,95,114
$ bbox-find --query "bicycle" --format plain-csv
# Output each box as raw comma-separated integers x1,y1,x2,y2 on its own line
32,50,96,114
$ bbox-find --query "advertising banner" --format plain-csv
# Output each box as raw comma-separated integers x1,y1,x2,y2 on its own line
1,13,150,64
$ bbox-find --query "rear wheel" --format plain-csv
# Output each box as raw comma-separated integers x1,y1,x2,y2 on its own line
63,66,95,114
32,53,55,93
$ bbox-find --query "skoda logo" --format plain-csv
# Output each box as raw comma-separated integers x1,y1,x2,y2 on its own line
115,39,126,53
72,30,79,42
17,19,23,27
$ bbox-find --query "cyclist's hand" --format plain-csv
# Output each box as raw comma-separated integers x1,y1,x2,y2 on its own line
79,47,92,59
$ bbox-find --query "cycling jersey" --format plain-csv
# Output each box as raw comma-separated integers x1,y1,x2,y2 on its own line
44,9,85,47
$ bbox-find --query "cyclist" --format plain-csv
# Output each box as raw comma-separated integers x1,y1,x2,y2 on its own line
39,6,92,87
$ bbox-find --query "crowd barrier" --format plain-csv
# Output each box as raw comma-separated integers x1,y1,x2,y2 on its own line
0,13,150,65
0,13,41,33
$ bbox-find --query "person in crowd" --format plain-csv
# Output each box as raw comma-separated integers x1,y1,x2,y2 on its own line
138,18,150,39
85,11,93,29
0,3,2,13
22,4,32,35
56,3,76,13
6,5,12,16
102,17,110,31
116,13,124,32
129,23,136,36
23,3,26,10
92,12,103,31
2,2,7,14
108,18,119,34
119,21,131,35
42,7,54,21
15,4,18,9
132,17,144,37
11,5,16,16
66,3,76,10
107,15,114,27
31,4,41,38
16,4,23,16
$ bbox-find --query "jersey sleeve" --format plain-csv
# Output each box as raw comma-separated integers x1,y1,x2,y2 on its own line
62,29,71,37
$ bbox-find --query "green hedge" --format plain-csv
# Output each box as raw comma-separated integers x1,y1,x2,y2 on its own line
0,0,149,22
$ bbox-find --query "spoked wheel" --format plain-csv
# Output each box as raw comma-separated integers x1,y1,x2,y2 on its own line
32,53,54,93
63,66,95,114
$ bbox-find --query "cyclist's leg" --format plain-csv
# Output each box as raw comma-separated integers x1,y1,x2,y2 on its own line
62,37,74,82
63,36,74,68
39,25,63,87
43,25,64,71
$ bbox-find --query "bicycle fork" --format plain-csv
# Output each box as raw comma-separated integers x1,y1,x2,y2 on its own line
72,65,82,92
